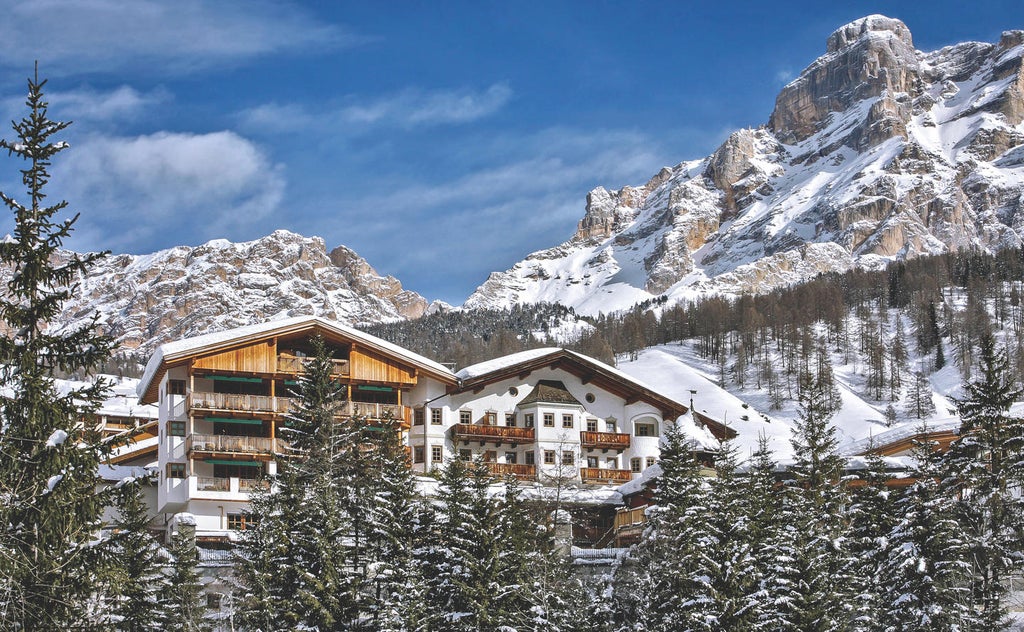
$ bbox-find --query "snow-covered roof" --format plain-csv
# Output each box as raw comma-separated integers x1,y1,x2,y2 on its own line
138,316,456,402
456,347,562,380
843,417,961,456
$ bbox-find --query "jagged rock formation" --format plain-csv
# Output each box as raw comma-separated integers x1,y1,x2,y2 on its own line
42,230,429,359
466,15,1024,315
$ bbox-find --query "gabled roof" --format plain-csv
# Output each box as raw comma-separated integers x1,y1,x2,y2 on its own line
517,380,583,407
137,316,457,404
455,348,735,440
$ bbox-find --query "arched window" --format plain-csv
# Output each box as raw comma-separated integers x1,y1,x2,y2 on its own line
632,416,659,437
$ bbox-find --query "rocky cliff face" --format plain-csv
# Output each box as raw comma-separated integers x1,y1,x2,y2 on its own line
42,230,429,359
466,15,1024,314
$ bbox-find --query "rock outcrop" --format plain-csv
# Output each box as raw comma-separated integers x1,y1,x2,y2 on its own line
467,16,1024,315
33,230,429,359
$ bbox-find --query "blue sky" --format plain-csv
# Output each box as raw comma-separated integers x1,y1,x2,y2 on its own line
0,1,1018,304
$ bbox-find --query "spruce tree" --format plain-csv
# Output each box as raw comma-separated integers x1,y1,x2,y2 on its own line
159,521,210,632
0,67,115,629
943,334,1024,628
104,478,170,631
845,450,897,632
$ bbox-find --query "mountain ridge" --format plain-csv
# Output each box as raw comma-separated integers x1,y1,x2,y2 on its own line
465,15,1024,315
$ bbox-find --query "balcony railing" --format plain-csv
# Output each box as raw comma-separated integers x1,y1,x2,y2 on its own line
613,506,647,530
186,433,290,456
196,476,230,492
189,392,291,415
239,478,269,492
580,431,631,451
339,401,410,423
580,467,633,484
485,462,537,480
452,423,536,444
277,354,350,377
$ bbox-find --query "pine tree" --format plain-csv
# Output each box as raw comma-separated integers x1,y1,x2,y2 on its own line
905,370,936,420
845,450,897,631
882,429,977,631
943,334,1024,628
159,521,210,632
104,478,170,631
0,67,116,629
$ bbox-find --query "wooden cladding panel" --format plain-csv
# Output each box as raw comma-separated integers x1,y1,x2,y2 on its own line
350,348,417,385
192,341,278,375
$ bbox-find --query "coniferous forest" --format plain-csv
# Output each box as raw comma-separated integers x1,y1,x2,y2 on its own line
4,74,1024,631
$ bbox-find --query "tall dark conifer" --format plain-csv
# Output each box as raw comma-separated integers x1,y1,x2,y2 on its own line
0,68,115,629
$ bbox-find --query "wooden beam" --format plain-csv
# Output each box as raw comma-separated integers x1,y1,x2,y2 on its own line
625,394,640,405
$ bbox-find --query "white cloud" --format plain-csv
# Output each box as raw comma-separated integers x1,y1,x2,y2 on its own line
48,86,170,122
238,83,513,133
55,130,285,251
0,0,360,74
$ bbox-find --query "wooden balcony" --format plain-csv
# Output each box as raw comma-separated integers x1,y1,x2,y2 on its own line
186,433,290,457
580,467,633,484
339,401,410,424
277,354,350,377
613,505,647,547
580,431,631,451
452,423,535,445
192,476,266,497
189,392,291,417
485,462,537,481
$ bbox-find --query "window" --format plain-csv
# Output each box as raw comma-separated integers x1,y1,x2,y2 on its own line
647,457,657,469
635,423,655,437
505,452,518,464
505,413,516,427
524,413,535,428
586,418,598,432
485,411,497,425
606,457,618,469
525,451,535,465
431,445,443,462
543,450,556,465
606,419,617,433
413,446,425,464
561,451,574,466
587,456,599,468
543,413,555,427
631,458,642,473
167,463,186,479
207,593,223,610
459,410,473,424
169,420,186,436
414,408,425,426
562,414,574,428
459,449,472,460
227,514,256,531
168,379,186,396
430,408,443,425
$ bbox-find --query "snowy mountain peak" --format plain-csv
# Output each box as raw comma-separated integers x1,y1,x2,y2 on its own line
466,16,1024,315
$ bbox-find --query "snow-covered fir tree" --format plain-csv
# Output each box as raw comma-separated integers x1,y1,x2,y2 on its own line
158,518,210,632
0,68,116,629
845,450,898,632
943,334,1024,628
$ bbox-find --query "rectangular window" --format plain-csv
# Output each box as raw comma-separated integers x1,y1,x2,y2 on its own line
586,418,598,432
459,410,473,424
543,413,555,427
524,413,535,428
414,408,425,426
505,451,517,464
485,411,497,425
413,446,425,464
431,445,443,462
561,451,574,466
167,463,186,479
169,420,186,437
646,457,657,469
168,379,186,396
227,514,255,531
587,456,599,468
430,408,443,425
505,413,516,427
525,451,535,465
606,457,618,469
562,414,574,428
544,450,556,465
636,423,653,437
459,449,472,460
606,419,617,432
631,458,642,473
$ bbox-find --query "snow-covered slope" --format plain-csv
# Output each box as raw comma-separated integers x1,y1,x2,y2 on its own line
30,230,431,359
467,16,1024,314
